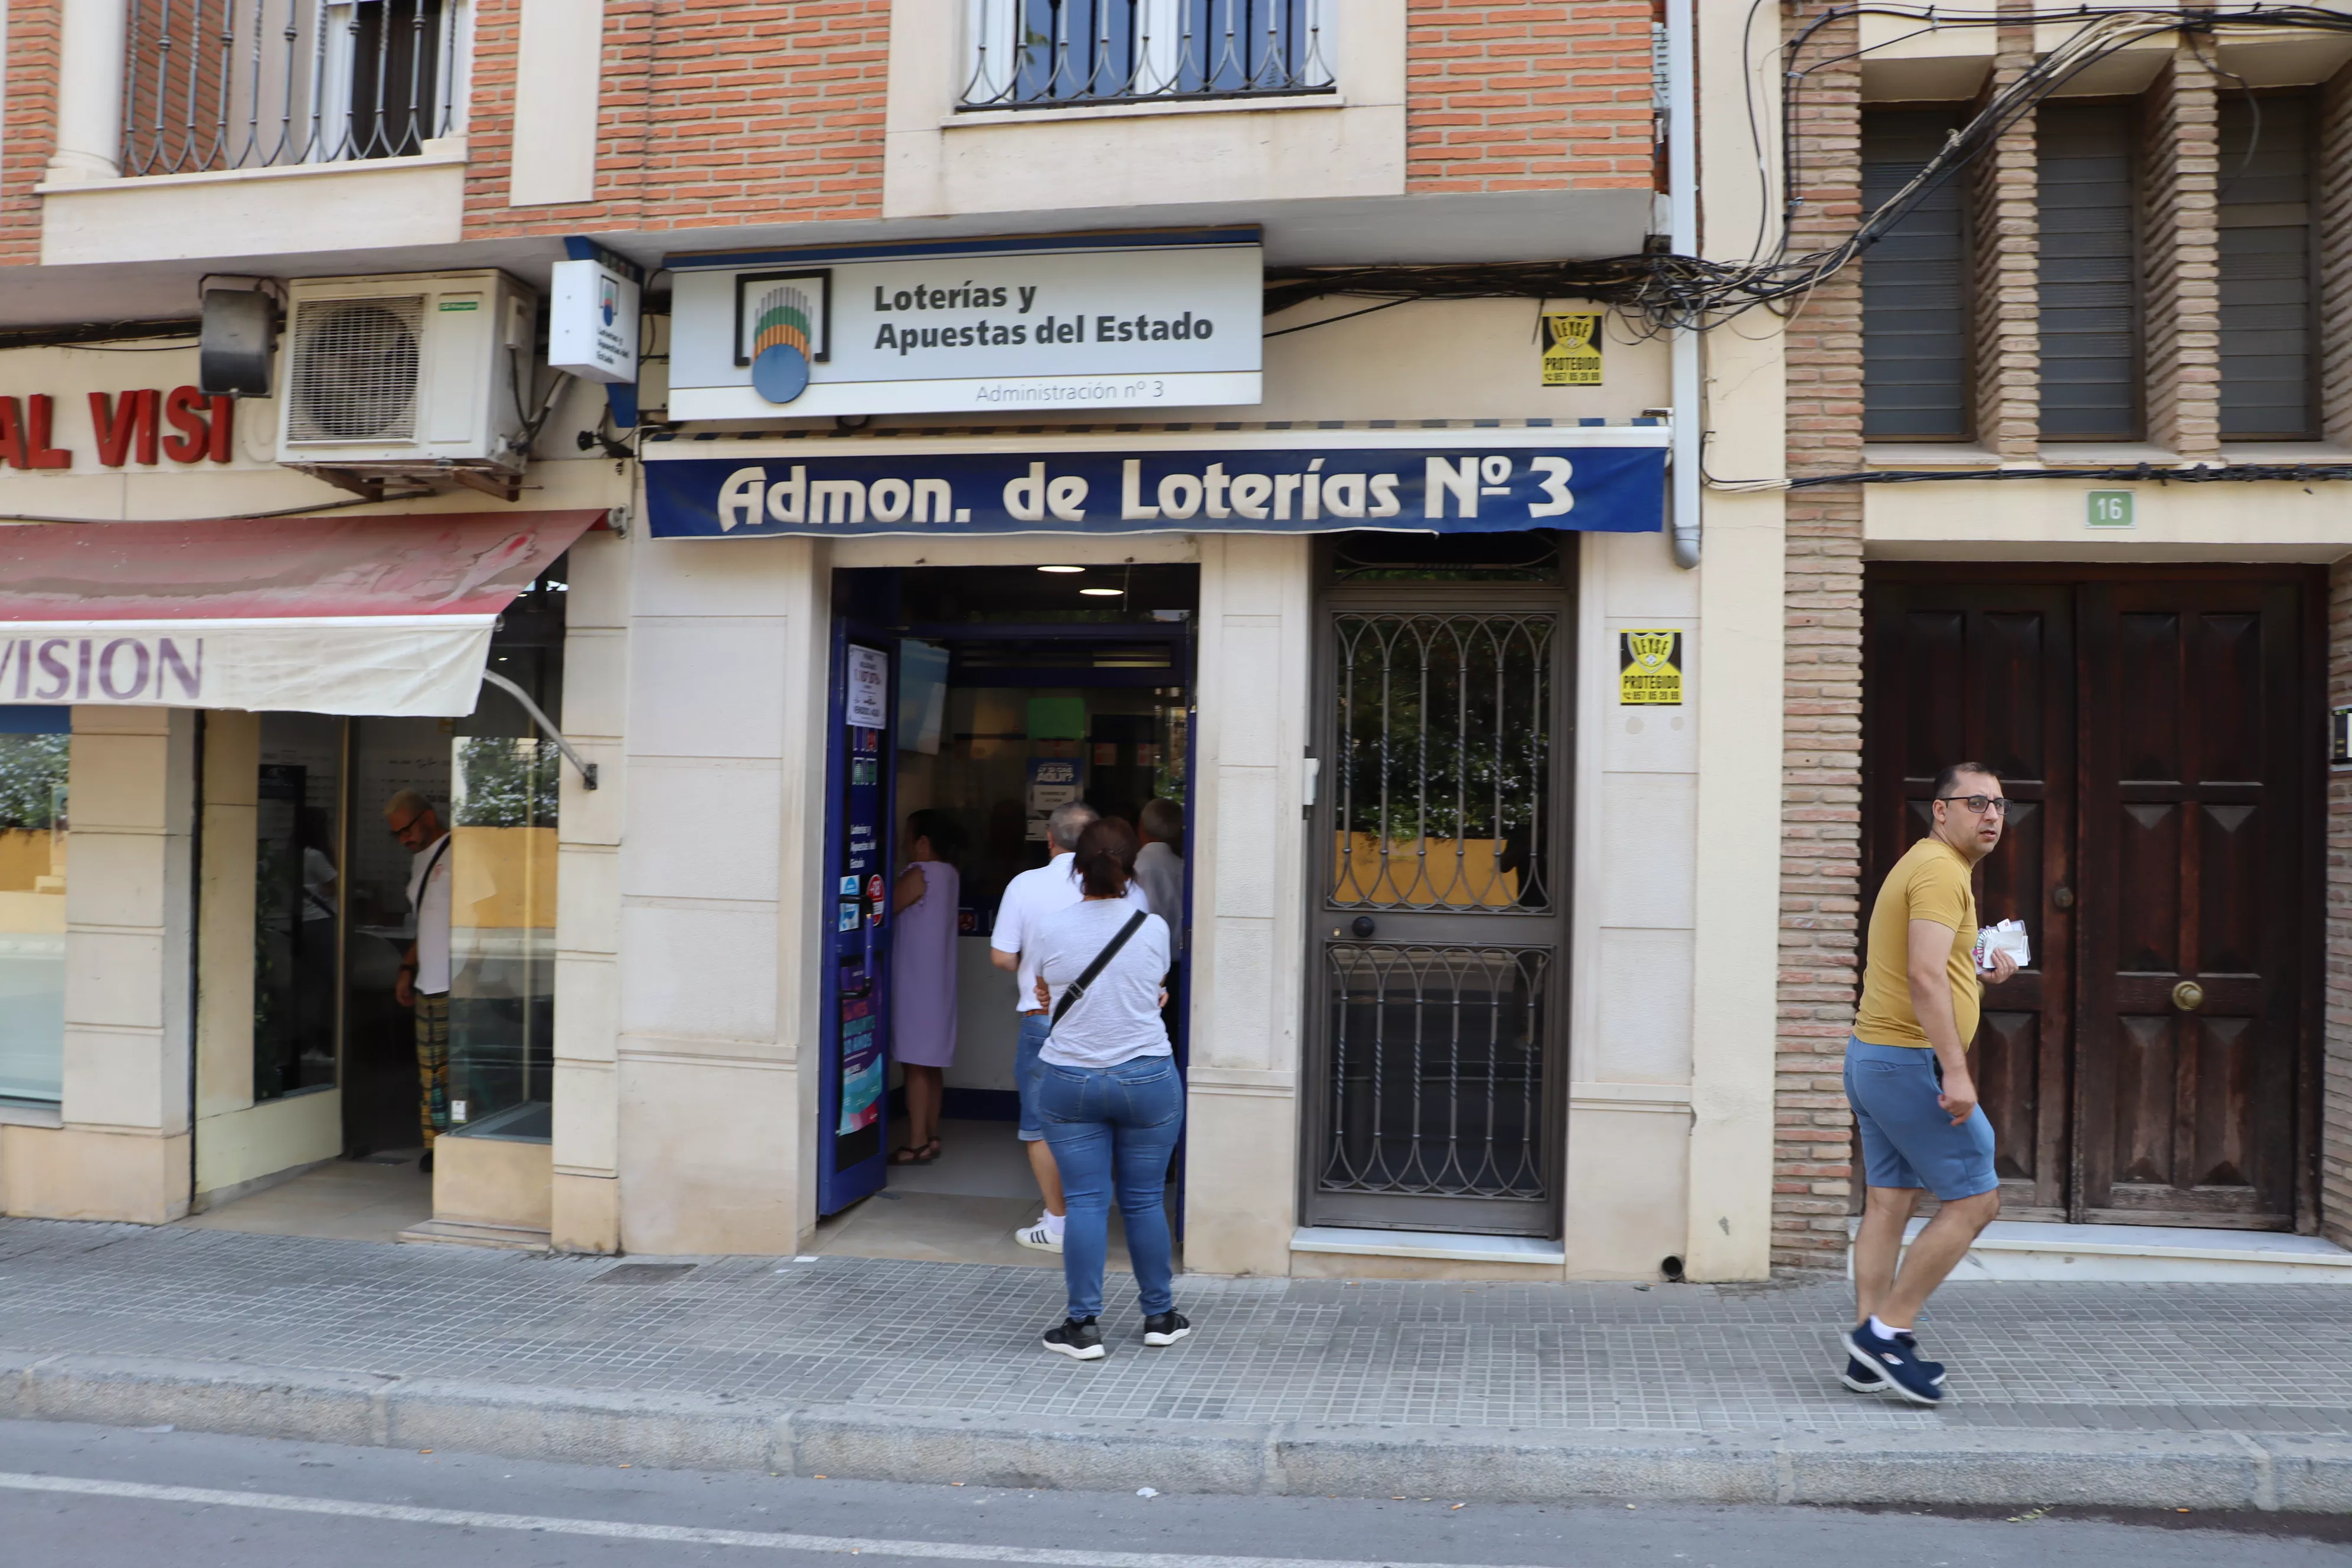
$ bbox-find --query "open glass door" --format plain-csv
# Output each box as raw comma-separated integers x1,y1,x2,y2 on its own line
818,623,898,1214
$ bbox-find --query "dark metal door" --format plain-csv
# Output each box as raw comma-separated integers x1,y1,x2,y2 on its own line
1864,569,2317,1230
1304,590,1572,1236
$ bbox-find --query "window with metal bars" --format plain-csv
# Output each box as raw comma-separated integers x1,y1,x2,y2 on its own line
2036,102,2142,442
1861,106,1972,441
2218,93,2318,442
962,0,1335,109
120,0,458,177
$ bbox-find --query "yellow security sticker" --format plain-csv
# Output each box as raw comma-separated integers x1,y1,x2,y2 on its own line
1541,313,1603,386
1619,629,1683,705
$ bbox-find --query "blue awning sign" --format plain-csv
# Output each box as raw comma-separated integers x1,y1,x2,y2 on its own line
642,430,1667,538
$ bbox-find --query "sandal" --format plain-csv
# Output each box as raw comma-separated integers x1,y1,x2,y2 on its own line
890,1141,942,1166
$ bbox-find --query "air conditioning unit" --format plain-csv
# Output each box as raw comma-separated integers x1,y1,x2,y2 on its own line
276,270,537,501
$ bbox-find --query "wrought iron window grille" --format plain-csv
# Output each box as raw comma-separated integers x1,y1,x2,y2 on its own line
961,0,1335,111
120,0,460,178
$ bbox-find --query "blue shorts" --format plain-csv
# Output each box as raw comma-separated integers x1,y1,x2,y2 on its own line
1844,1037,1998,1201
1015,1012,1052,1142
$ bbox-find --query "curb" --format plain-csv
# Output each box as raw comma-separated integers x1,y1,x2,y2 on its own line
6,1350,2349,1510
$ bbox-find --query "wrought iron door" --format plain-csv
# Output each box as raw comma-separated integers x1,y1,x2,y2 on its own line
1304,589,1572,1236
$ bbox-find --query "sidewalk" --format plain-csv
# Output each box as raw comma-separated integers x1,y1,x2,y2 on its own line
2,1218,2348,1509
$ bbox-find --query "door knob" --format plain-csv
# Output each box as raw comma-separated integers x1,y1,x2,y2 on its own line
1350,915,1378,939
2171,981,2205,1012
2051,886,2075,910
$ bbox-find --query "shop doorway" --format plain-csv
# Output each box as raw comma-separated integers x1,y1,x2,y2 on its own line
817,564,1200,1253
1301,533,1576,1239
188,566,569,1236
1863,567,2322,1230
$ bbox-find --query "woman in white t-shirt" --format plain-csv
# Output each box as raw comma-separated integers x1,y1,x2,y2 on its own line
1028,817,1188,1361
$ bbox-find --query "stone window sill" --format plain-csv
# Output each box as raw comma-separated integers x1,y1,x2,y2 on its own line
947,93,1344,129
0,1099,64,1128
36,136,466,195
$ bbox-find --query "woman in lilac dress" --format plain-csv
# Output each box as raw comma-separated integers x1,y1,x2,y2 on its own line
891,809,963,1164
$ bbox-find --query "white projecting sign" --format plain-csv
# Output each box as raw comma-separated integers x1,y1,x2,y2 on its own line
666,229,1262,420
548,256,641,385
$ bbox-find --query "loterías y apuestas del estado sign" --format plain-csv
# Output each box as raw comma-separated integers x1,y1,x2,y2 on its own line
663,229,1263,421
642,427,1671,539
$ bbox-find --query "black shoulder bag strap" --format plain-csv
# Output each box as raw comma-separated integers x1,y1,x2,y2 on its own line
413,834,453,910
1050,910,1148,1029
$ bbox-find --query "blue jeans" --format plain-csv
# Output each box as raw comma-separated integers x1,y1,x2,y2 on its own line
1015,1013,1052,1141
1037,1053,1182,1321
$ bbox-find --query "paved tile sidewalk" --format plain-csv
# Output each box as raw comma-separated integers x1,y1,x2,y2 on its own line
1,1219,2347,1437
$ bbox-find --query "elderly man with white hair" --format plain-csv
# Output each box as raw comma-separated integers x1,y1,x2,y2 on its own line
383,789,454,1174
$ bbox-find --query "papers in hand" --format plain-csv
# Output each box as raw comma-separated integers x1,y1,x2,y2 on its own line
1974,919,2030,972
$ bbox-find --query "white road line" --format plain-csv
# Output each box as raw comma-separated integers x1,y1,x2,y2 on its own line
0,1471,1544,1568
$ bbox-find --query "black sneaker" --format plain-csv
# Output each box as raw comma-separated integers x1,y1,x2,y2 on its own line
1841,1322,1945,1405
1142,1311,1191,1347
1042,1317,1104,1360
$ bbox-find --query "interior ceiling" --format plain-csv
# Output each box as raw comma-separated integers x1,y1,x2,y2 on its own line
0,190,1655,329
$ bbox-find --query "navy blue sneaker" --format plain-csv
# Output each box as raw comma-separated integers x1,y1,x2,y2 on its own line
1839,1349,1945,1393
1841,1323,1946,1405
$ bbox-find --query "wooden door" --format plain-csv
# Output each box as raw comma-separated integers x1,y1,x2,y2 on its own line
1864,569,2317,1231
1864,583,2077,1219
2075,580,2311,1228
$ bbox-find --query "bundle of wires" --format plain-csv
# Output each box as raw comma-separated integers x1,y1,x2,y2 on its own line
1266,6,2352,338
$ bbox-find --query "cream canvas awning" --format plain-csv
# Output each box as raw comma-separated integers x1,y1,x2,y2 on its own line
0,511,602,717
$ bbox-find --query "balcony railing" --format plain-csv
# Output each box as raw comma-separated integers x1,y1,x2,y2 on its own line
120,0,459,177
962,0,1334,110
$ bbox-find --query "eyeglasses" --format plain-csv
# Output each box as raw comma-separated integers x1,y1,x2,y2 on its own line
386,809,426,837
1936,795,2009,816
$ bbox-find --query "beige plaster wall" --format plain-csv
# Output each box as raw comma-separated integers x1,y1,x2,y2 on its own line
613,531,825,1256
550,528,630,1252
1184,533,1314,1276
2,706,198,1221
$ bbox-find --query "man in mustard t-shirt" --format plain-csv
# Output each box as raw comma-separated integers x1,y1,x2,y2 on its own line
1840,761,2020,1405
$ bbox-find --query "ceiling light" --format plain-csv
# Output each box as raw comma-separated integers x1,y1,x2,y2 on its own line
1079,587,1124,597
1037,565,1084,574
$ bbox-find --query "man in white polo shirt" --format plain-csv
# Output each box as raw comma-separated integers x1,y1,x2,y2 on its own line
989,800,1149,1252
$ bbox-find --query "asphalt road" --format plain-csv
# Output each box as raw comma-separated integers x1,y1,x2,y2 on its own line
0,1418,2346,1567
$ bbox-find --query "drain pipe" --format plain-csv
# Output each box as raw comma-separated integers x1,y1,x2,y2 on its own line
1665,0,1702,570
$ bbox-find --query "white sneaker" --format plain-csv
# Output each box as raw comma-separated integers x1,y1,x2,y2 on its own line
1015,1216,1064,1253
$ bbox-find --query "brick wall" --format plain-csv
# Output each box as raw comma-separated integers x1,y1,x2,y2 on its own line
2321,63,2352,446
1773,5,1867,1272
0,1,61,266
459,0,890,241
1968,38,2039,459
2140,51,2221,460
1405,0,1657,193
2329,557,2352,1249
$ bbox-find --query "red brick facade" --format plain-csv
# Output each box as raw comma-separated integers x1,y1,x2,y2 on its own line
458,0,891,241
1405,0,1657,192
0,2,63,266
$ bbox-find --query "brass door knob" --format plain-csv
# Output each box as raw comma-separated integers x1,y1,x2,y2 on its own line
2172,980,2205,1012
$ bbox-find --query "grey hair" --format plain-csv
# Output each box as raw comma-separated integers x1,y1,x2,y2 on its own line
1046,799,1099,852
383,789,435,822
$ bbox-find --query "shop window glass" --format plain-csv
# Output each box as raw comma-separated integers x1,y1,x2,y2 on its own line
0,718,67,1105
254,714,345,1101
444,734,559,1139
443,577,566,1142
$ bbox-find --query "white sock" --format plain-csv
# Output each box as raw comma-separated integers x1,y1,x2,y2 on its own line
1041,1210,1066,1238
1869,1314,1911,1340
